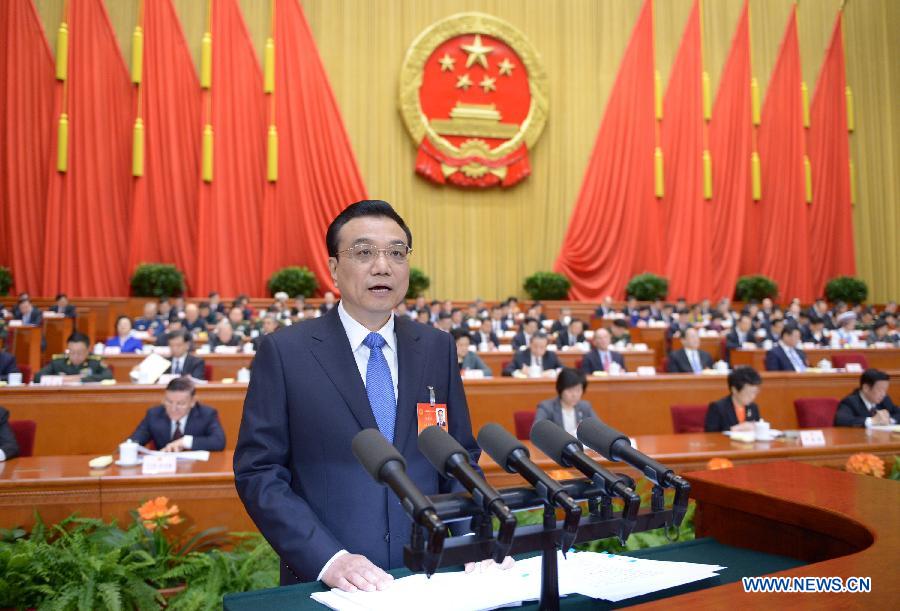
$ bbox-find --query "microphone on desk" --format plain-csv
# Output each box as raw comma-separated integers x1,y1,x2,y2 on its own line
577,419,691,526
352,429,446,575
477,423,581,554
530,420,640,543
417,425,516,563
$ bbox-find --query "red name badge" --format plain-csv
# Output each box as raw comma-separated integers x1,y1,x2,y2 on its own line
417,403,449,433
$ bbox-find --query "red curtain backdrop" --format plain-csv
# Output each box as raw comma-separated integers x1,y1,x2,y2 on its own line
0,0,55,294
194,0,266,297
554,0,662,300
260,0,368,296
708,1,752,300
661,0,710,302
127,0,202,293
808,12,855,297
42,0,134,297
750,6,812,302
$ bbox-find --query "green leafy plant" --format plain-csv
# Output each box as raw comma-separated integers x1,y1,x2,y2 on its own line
131,263,185,298
406,267,431,299
626,273,668,301
889,456,900,481
267,266,319,298
734,275,778,301
523,272,571,300
0,266,12,296
825,276,868,304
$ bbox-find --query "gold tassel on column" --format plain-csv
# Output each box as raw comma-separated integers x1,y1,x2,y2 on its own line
57,113,69,173
845,86,854,132
132,118,145,177
800,82,810,128
849,159,856,205
201,32,212,89
654,70,663,120
803,155,812,203
131,26,144,84
702,71,711,121
703,150,712,200
264,38,275,94
56,22,69,81
750,77,761,125
267,125,278,182
202,124,214,182
751,151,761,201
654,147,664,198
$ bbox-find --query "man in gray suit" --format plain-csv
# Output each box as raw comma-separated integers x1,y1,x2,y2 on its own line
533,368,598,435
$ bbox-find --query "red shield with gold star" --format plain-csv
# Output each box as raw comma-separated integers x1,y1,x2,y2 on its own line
399,13,549,188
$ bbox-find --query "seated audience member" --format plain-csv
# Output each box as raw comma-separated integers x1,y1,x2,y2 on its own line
435,311,453,333
609,319,631,345
834,369,899,428
208,320,241,351
867,320,898,346
320,291,337,314
528,301,547,323
35,332,113,383
649,298,666,321
802,316,831,347
534,368,598,435
415,309,432,326
0,351,20,382
200,301,218,326
550,307,573,335
556,319,586,349
667,327,714,374
127,377,225,452
704,366,763,432
764,325,808,372
134,302,166,336
0,405,20,461
857,308,876,331
503,332,562,377
759,316,785,344
182,303,206,334
251,314,280,352
235,294,255,321
452,329,493,377
208,291,227,317
512,317,540,351
581,328,625,374
14,297,42,326
157,319,185,346
489,306,510,334
166,296,183,322
411,295,428,316
593,295,616,318
449,309,465,330
227,306,253,339
832,311,858,346
472,318,499,351
106,316,144,353
630,305,653,327
725,314,759,354
164,330,205,379
621,295,639,318
49,293,77,318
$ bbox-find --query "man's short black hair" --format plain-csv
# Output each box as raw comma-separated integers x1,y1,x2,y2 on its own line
166,376,196,396
55,293,68,301
326,200,412,257
209,292,219,298
450,328,471,343
556,367,588,395
66,332,90,346
438,312,452,320
872,320,887,331
859,369,889,389
530,331,549,343
727,366,762,392
809,315,824,325
167,329,192,344
612,319,628,329
781,324,800,338
523,317,538,327
115,315,131,327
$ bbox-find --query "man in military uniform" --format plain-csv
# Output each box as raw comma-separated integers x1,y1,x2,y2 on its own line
34,332,113,383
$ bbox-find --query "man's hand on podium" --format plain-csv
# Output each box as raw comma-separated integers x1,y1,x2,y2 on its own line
322,553,394,592
465,556,516,573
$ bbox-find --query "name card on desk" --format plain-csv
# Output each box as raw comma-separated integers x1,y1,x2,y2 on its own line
142,454,177,475
799,430,826,447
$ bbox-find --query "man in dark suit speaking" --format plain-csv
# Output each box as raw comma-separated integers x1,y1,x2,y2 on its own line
234,200,482,592
128,377,225,452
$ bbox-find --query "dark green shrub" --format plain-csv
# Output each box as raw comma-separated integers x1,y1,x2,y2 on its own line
267,266,318,298
0,266,11,296
824,276,868,304
406,268,430,299
734,275,778,301
131,263,185,298
625,273,668,301
523,272,571,300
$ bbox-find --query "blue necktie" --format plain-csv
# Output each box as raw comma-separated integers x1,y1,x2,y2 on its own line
364,332,396,442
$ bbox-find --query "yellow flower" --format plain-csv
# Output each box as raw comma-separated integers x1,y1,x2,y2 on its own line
137,496,182,529
845,453,885,477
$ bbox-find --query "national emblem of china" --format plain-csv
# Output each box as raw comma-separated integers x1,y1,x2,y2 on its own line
399,13,549,188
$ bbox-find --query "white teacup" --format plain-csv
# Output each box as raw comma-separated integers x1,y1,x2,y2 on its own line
754,420,771,438
7,372,23,386
119,439,139,464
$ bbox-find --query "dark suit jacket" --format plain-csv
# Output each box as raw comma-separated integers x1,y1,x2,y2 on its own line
0,406,20,460
471,330,499,349
800,327,830,347
233,308,479,584
725,329,757,352
49,304,77,318
556,332,586,349
17,309,42,326
704,396,761,432
580,350,625,373
129,403,225,451
764,344,808,371
667,349,714,373
534,398,596,430
503,349,563,376
834,392,900,427
511,331,531,351
165,355,206,380
0,352,20,382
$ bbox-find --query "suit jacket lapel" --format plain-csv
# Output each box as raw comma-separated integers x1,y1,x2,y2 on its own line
309,309,379,432
394,316,425,454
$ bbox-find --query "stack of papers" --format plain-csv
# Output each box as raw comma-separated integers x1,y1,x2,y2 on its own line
310,551,725,610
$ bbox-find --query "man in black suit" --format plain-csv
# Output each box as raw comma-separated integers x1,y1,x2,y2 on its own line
580,328,625,374
725,313,758,362
556,319,586,349
593,296,616,318
164,330,206,379
550,307,573,335
667,328,714,374
488,306,511,336
128,377,225,451
49,293,77,319
0,351,20,382
764,326,808,372
14,297,42,326
801,316,830,347
0,406,20,461
503,332,562,376
251,314,281,352
834,369,899,427
705,366,763,432
472,318,499,351
511,317,539,351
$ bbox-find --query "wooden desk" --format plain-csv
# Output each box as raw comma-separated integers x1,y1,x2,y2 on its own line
10,325,41,374
43,316,73,363
732,346,900,371
476,349,655,376
102,353,254,382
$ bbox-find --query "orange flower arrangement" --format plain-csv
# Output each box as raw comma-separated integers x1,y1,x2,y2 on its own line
137,496,184,531
706,457,734,470
845,453,885,478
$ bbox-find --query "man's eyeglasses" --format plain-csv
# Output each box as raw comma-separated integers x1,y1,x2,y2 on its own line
336,243,412,264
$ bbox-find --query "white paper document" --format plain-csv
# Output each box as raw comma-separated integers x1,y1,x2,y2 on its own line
136,446,210,461
310,551,725,610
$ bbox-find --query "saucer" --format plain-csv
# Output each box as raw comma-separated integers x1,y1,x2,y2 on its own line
115,458,143,467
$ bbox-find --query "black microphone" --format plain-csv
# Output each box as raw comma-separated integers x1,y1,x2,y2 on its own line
417,426,516,563
352,429,446,574
577,419,691,525
530,420,640,542
477,423,581,553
